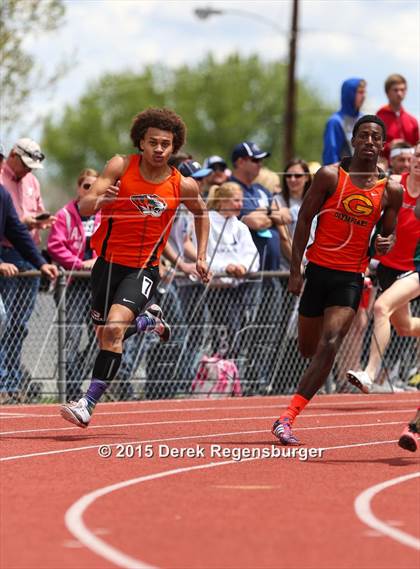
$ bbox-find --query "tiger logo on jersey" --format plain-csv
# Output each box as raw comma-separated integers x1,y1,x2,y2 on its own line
130,194,168,217
342,194,374,217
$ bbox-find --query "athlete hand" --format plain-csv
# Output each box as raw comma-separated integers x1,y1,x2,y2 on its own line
375,234,395,256
96,181,120,209
196,259,211,284
288,271,304,296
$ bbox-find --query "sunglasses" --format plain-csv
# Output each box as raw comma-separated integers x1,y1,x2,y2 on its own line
285,173,305,179
81,182,92,190
16,145,45,162
250,158,262,164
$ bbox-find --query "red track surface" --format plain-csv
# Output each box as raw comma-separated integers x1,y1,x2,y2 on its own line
1,393,419,569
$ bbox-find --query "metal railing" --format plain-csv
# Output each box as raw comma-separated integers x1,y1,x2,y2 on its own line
0,271,418,403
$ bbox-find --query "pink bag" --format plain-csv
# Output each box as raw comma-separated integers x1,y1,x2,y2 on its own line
191,354,242,398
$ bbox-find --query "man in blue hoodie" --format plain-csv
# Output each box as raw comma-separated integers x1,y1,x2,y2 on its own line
322,78,366,165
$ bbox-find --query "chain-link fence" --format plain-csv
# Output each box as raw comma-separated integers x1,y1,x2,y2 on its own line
0,271,418,403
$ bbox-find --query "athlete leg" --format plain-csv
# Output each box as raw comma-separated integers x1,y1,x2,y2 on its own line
336,306,368,390
297,265,326,357
111,268,169,342
298,315,324,358
296,306,356,400
123,305,170,342
389,273,420,337
365,273,420,380
272,306,356,445
60,304,133,428
398,406,420,452
100,303,135,352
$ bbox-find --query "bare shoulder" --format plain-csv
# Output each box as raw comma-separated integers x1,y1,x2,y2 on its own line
180,175,200,196
308,164,338,194
102,154,128,180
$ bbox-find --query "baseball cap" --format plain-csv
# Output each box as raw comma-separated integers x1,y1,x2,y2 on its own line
231,141,270,163
178,160,212,179
203,155,227,170
13,138,45,169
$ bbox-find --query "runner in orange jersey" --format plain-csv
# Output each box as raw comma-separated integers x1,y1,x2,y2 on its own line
272,115,402,445
60,108,210,428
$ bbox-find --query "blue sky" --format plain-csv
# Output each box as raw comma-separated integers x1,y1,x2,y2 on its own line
4,0,419,149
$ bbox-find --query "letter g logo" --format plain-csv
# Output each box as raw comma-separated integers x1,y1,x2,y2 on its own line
342,194,374,216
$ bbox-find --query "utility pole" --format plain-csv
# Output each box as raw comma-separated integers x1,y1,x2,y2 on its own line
284,0,299,163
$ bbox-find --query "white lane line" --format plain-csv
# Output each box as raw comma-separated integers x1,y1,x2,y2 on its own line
65,438,404,569
0,397,417,419
0,421,402,462
354,472,420,550
0,408,413,436
0,413,33,418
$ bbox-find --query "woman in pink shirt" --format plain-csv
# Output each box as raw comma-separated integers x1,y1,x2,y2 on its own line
48,168,101,400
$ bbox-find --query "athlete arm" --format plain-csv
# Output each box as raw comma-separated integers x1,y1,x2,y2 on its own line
289,167,336,295
78,155,125,216
183,235,197,261
375,179,403,256
181,176,210,283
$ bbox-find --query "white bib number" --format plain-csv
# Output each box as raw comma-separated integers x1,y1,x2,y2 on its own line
142,276,153,298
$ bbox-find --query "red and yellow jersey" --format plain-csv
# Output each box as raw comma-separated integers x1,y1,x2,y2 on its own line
306,166,386,272
378,172,420,272
91,154,181,268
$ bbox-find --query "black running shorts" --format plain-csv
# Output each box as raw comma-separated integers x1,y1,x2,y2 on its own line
376,263,407,292
90,256,159,325
299,262,364,318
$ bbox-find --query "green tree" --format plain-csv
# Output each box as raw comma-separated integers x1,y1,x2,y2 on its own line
0,0,66,132
42,53,332,193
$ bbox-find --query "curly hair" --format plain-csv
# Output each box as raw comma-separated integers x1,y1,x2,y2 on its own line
130,108,186,154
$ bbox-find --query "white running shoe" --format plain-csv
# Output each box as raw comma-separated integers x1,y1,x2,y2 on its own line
60,397,92,428
346,370,373,394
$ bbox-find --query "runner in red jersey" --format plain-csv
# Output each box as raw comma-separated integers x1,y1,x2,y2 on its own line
60,108,210,428
347,144,420,393
271,115,402,445
397,186,420,453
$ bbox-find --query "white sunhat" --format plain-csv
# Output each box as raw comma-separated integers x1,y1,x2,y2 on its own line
13,138,45,169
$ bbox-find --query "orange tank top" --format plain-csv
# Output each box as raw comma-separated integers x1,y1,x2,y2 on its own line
91,154,181,268
306,166,386,272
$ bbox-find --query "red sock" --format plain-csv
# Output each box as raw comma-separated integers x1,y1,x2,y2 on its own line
279,394,309,424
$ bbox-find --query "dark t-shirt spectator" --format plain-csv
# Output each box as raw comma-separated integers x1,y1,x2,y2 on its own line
0,184,45,268
230,175,281,271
